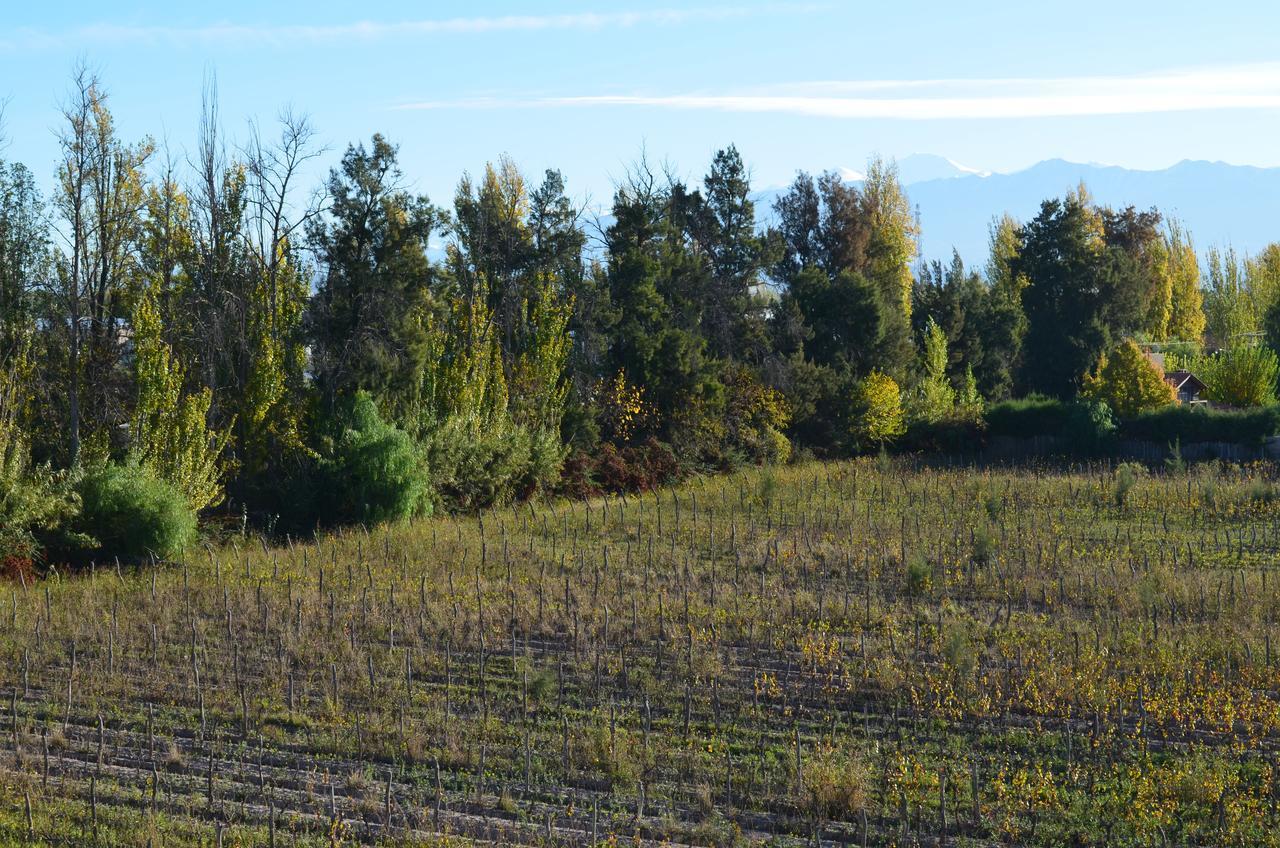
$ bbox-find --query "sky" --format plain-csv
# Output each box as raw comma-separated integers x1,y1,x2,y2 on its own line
2,1,1280,209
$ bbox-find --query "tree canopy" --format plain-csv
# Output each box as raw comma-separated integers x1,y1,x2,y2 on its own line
10,66,1277,560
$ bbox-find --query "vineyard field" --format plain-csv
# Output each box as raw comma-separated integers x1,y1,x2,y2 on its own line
4,459,1280,846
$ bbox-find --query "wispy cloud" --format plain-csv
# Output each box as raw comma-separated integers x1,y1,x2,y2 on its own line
399,63,1280,119
0,5,822,51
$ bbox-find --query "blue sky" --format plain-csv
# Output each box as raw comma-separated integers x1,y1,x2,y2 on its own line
2,1,1280,207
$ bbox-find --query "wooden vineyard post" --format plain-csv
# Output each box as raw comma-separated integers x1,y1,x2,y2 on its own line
939,769,947,845
971,761,980,829
207,743,216,808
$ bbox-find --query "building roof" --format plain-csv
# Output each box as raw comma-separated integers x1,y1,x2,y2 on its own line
1164,370,1207,394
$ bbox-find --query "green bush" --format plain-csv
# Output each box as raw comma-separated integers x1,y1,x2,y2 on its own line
904,553,932,597
1063,399,1116,454
782,359,853,456
1195,345,1279,408
1,385,83,564
971,524,995,566
75,463,197,561
801,745,868,822
902,408,986,454
1113,462,1142,508
983,395,1115,453
0,465,81,565
1,430,81,563
722,363,792,466
1120,404,1280,446
424,417,565,512
984,395,1072,438
322,393,431,527
986,395,1280,448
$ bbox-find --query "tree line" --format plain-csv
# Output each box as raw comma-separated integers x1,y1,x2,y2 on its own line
2,68,1278,564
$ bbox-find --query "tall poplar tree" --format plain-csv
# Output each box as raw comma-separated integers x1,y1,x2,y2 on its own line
1164,220,1205,343
862,156,918,321
48,67,152,464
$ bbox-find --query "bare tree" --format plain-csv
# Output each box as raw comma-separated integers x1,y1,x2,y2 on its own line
186,73,232,405
48,64,152,464
50,66,96,464
181,79,325,474
244,107,326,318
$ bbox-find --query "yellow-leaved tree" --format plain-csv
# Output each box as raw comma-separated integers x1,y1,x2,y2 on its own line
241,243,311,473
862,157,918,320
509,273,574,432
419,277,509,431
1165,220,1205,342
131,283,231,512
853,370,906,449
908,318,956,424
1081,339,1175,418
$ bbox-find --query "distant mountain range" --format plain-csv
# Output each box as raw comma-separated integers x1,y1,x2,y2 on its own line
754,154,1280,270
